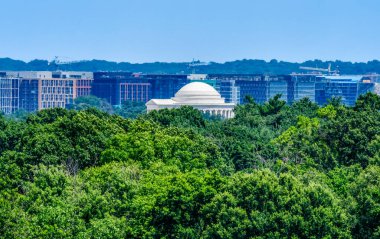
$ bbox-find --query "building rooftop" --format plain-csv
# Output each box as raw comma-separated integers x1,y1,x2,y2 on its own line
319,75,364,82
147,99,175,105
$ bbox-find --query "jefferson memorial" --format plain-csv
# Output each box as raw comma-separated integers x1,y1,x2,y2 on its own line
146,82,235,118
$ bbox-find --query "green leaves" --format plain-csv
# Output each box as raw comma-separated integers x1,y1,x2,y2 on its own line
17,108,126,168
354,92,380,112
1,93,380,238
144,106,206,128
259,94,286,116
101,121,227,173
201,170,351,239
350,166,380,239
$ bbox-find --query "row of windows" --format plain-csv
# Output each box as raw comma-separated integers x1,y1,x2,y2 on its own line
120,84,151,102
41,94,68,101
41,102,65,109
42,87,73,94
41,80,74,87
0,100,18,106
0,97,19,114
76,80,92,86
76,88,92,97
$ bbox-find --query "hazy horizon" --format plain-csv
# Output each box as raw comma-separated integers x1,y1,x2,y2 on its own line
1,0,379,63
3,57,380,65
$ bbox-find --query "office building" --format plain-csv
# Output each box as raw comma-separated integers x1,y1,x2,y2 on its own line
39,78,76,109
92,72,188,105
216,80,241,104
19,79,39,112
315,75,375,106
1,71,377,115
209,74,289,104
53,71,93,97
0,77,21,114
267,75,289,102
0,71,92,114
289,74,318,103
92,72,149,105
148,74,188,99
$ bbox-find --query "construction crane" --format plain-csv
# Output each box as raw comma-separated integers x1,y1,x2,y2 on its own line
50,56,84,71
188,59,209,74
299,63,338,75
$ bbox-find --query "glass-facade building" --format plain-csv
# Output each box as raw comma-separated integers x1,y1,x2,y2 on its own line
92,72,189,106
0,72,92,113
315,76,375,106
288,74,318,104
237,79,268,104
216,80,240,104
19,79,39,112
208,74,375,106
268,75,289,102
120,82,151,102
209,74,290,104
92,72,135,105
0,77,21,114
1,71,377,115
148,74,188,99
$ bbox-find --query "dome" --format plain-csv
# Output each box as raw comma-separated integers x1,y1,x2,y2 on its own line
172,82,225,104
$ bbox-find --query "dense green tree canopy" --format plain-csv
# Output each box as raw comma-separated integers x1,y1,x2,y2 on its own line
1,92,380,238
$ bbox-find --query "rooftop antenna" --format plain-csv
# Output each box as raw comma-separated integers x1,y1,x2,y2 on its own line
188,59,208,74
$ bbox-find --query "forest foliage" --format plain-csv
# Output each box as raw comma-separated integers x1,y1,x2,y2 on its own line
1,93,380,238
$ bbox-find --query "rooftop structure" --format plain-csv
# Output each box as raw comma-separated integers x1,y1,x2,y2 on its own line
146,82,235,118
5,71,52,79
52,71,93,79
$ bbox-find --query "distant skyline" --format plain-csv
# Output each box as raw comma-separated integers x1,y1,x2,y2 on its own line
1,0,379,63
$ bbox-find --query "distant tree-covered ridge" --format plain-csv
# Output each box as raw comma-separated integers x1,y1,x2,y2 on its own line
1,57,380,74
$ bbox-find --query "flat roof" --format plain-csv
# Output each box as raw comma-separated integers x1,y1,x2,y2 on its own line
319,75,364,81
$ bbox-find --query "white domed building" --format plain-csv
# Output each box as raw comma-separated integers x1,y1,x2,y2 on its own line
146,82,235,118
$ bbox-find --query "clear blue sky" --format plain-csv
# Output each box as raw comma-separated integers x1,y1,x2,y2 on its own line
1,0,379,63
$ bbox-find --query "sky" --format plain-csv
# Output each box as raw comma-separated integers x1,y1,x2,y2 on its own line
1,0,379,63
